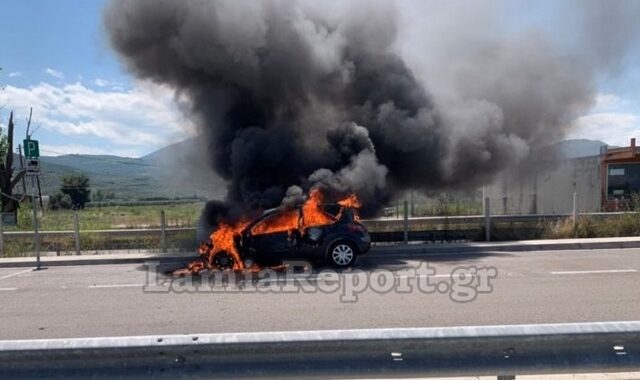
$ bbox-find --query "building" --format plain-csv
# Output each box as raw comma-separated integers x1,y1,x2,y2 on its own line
600,138,640,211
485,139,640,215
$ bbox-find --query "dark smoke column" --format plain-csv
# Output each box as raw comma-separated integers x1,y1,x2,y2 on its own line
104,0,593,215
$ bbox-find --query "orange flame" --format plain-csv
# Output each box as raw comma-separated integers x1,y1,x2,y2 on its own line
301,188,336,228
251,209,299,235
197,221,250,271
338,193,362,209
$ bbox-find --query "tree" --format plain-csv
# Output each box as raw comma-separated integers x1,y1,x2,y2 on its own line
0,111,20,214
60,174,91,209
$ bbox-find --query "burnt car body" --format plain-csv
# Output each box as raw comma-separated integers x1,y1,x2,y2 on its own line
235,205,371,267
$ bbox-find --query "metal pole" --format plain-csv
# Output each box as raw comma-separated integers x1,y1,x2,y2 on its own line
410,191,415,217
31,176,41,270
573,192,578,230
160,210,167,253
403,200,409,244
0,214,4,257
73,211,81,255
484,197,491,242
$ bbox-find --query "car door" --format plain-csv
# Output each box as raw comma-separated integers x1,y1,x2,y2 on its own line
296,205,339,260
247,209,300,261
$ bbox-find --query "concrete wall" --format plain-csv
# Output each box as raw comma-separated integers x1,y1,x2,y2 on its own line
485,155,601,215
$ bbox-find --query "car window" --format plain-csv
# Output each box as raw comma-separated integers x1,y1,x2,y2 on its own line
251,209,300,235
301,204,336,227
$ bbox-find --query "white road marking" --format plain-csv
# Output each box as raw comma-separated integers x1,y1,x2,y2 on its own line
0,269,33,281
550,269,638,275
0,287,17,291
396,274,475,279
88,284,143,289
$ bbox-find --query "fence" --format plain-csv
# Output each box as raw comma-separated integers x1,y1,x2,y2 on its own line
0,209,633,257
1,321,638,379
0,195,637,257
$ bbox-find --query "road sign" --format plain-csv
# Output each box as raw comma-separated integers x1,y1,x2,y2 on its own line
24,139,39,158
26,158,40,176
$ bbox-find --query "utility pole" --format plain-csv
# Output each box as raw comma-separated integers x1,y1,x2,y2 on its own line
31,176,42,270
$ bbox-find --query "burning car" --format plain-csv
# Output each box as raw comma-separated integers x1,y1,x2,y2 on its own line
186,190,371,273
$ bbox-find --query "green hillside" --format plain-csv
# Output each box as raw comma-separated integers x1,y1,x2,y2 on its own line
23,137,227,201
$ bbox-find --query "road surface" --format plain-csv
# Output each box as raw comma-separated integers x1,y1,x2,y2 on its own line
0,247,639,339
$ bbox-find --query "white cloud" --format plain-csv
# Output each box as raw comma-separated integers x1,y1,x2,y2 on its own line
44,68,64,79
94,78,109,87
594,93,623,110
0,80,195,156
8,72,22,78
569,112,640,146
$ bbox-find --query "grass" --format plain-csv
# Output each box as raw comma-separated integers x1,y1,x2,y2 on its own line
543,195,640,239
8,202,204,232
383,200,483,218
543,213,640,239
0,202,205,256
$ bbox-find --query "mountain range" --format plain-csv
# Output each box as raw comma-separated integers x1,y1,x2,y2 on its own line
24,138,608,201
27,137,226,200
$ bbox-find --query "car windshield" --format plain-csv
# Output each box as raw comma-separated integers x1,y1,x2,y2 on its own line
1,1,640,379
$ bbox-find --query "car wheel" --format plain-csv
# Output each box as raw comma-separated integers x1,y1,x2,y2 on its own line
328,241,357,267
212,251,235,270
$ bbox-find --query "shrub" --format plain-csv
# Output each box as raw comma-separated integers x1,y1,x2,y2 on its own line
49,192,73,210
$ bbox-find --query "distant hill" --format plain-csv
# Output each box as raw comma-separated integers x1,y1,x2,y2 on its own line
26,137,609,201
29,137,226,201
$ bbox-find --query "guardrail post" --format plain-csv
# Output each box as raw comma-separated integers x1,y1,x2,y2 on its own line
572,192,578,230
410,191,415,217
484,197,491,242
0,214,4,257
403,200,409,244
160,210,167,253
73,211,81,256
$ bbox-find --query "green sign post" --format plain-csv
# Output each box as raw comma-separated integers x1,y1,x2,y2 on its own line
24,139,39,158
23,138,42,269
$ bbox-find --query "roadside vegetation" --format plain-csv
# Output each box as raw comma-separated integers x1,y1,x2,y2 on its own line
543,213,640,239
11,202,203,231
543,195,640,239
2,202,204,257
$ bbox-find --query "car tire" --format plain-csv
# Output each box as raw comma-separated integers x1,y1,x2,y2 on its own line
327,241,357,267
212,250,235,270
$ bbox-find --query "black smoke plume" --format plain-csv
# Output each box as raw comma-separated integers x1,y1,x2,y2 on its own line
104,0,632,218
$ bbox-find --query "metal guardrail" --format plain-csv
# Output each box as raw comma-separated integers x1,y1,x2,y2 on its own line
1,211,637,256
0,321,638,379
2,227,194,239
365,211,638,227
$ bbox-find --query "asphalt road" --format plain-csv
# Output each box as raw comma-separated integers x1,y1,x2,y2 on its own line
0,247,639,340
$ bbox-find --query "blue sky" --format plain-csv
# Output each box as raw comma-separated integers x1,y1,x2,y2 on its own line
0,0,639,157
0,0,191,157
